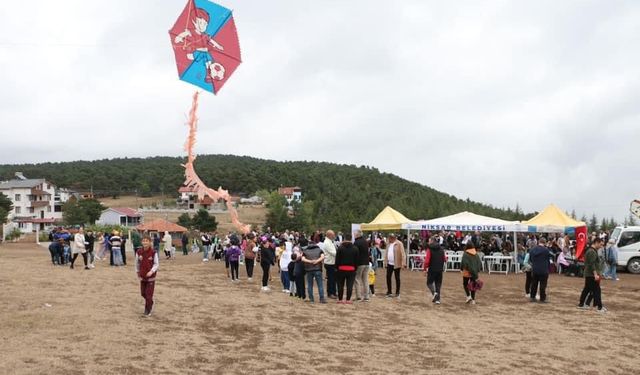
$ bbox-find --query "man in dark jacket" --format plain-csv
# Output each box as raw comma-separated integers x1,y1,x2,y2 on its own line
423,238,447,304
353,230,370,302
181,233,189,256
578,238,606,313
529,237,553,303
302,238,326,303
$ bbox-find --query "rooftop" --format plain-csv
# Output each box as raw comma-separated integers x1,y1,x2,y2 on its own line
0,179,46,190
107,207,143,218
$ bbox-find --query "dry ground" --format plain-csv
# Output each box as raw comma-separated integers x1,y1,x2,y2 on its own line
1,243,639,375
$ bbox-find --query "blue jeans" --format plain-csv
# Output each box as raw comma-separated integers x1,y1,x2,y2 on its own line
112,248,123,266
202,245,210,259
306,270,325,302
280,269,290,290
63,246,71,264
607,262,618,279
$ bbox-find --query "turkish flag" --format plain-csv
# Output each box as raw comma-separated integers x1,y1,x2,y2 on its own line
575,226,588,260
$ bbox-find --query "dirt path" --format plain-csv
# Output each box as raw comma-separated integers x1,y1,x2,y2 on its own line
1,243,638,374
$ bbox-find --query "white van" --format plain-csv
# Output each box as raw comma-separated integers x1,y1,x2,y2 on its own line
610,226,640,273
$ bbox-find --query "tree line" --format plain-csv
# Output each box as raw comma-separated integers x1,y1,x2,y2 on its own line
1,155,630,233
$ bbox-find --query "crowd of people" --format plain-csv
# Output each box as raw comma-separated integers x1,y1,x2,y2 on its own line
46,226,618,315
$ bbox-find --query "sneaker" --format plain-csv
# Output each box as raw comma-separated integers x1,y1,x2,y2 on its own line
337,300,344,304
432,292,438,303
345,300,353,305
385,293,393,298
320,299,327,304
284,289,290,293
395,294,400,300
577,305,590,310
471,300,476,305
248,278,253,281
597,307,608,314
70,264,74,269
435,300,441,305
465,296,472,304
84,266,90,270
529,298,537,303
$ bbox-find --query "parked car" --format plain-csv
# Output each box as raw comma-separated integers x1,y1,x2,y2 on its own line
610,226,640,273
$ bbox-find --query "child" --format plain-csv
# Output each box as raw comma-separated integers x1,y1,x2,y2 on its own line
227,235,242,282
223,241,231,278
368,262,376,297
135,234,159,317
288,253,297,296
111,231,124,266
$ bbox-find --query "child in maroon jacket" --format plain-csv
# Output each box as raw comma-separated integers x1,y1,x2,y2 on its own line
136,235,159,317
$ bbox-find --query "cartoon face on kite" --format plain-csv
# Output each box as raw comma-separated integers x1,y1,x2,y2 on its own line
193,9,210,34
169,0,241,94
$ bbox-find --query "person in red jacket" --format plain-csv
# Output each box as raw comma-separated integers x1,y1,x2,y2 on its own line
135,234,159,317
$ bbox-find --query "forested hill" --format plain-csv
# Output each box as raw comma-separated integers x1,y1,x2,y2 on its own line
0,155,528,230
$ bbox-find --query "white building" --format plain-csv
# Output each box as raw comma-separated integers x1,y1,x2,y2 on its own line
96,207,143,226
0,173,65,233
178,185,217,210
278,186,302,205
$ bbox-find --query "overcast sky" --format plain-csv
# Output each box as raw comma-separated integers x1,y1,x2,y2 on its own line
1,0,638,222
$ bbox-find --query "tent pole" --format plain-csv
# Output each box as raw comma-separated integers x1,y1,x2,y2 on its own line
406,228,410,268
513,230,517,273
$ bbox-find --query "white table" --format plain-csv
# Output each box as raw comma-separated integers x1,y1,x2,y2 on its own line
484,255,512,275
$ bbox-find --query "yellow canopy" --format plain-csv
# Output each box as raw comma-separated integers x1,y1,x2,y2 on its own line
523,204,586,230
360,206,415,231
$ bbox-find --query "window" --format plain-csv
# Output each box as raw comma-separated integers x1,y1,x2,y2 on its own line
18,222,25,229
28,207,34,214
618,231,640,248
14,194,20,201
15,207,21,214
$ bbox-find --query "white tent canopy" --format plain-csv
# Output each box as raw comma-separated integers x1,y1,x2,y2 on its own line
402,211,525,232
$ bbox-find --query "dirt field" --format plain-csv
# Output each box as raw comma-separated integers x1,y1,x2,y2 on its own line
1,243,639,375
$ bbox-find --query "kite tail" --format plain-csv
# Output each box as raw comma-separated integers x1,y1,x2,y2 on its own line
182,91,251,234
184,91,199,164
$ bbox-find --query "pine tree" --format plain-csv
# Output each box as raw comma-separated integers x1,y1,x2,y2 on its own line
588,214,598,233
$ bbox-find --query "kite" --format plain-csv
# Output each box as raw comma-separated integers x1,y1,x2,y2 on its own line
169,0,241,94
170,0,250,234
631,200,640,220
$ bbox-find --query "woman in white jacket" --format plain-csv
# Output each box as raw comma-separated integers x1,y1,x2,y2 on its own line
70,227,89,270
279,242,293,293
163,231,174,260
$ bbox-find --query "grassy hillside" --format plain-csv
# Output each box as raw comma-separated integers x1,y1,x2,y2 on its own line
0,155,528,231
